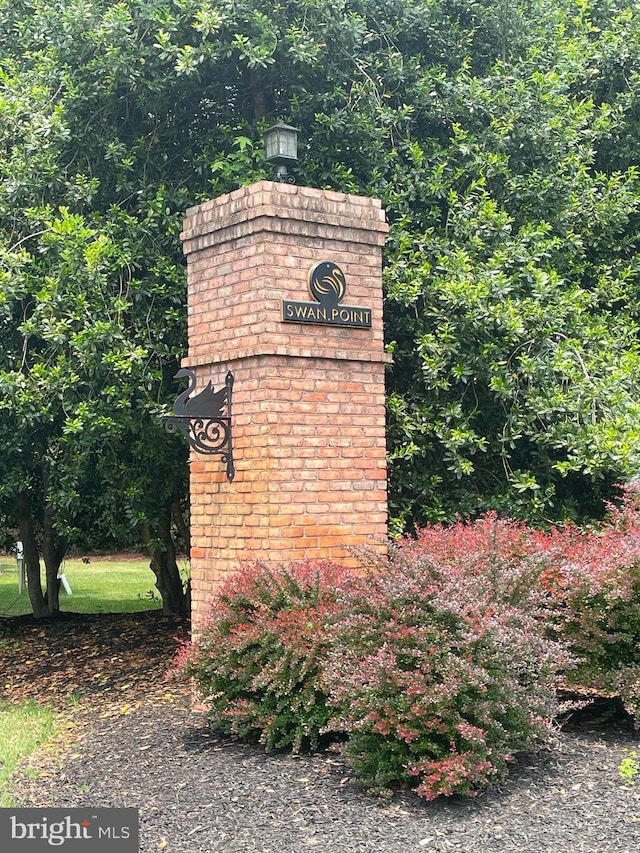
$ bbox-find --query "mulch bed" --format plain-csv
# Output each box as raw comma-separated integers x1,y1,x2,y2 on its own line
0,609,190,709
2,611,640,852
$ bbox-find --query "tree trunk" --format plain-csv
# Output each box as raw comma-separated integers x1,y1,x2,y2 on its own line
14,492,48,618
170,498,191,615
141,509,188,617
170,498,190,556
42,500,66,616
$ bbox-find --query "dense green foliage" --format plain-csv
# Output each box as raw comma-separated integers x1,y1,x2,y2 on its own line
0,0,195,612
2,0,640,615
381,3,640,527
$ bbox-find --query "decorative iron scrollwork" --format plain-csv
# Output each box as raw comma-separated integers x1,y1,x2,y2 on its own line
165,368,235,481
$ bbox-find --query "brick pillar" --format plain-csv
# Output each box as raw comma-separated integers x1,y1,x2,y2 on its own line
180,180,390,629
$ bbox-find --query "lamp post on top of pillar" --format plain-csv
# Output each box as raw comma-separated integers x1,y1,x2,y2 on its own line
264,122,299,184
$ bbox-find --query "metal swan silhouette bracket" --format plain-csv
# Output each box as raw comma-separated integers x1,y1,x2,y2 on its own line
165,368,235,481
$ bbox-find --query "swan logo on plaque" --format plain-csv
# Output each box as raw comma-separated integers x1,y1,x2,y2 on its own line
282,261,372,328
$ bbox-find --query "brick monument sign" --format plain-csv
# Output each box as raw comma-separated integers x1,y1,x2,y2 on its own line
179,180,390,628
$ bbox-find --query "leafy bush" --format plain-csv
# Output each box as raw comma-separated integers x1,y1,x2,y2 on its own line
541,485,640,719
386,494,640,724
178,494,640,801
179,560,349,752
324,517,568,799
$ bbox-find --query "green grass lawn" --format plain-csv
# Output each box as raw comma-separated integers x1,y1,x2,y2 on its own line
0,555,166,617
0,700,59,806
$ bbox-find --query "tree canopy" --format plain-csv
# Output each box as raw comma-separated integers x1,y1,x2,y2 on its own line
2,0,640,614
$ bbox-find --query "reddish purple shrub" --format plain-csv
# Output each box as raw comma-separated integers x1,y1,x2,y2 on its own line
539,485,640,718
324,523,568,799
179,560,349,752
387,499,640,722
396,512,552,607
177,489,640,802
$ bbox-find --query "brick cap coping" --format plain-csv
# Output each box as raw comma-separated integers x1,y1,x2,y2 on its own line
181,181,389,252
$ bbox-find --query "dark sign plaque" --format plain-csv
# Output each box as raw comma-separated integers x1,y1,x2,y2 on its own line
282,261,372,329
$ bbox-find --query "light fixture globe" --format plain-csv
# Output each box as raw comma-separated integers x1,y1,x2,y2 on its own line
264,122,299,183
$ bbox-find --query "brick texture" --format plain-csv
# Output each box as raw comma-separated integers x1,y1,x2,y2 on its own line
181,181,390,629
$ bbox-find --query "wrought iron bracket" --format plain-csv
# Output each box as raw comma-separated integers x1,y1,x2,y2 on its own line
165,368,235,481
